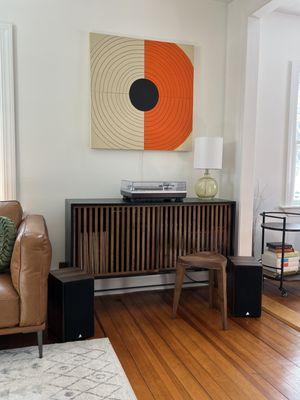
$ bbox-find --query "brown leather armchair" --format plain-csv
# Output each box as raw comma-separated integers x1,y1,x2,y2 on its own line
0,201,52,357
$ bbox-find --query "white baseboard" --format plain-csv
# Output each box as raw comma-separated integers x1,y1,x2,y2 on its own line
94,270,208,296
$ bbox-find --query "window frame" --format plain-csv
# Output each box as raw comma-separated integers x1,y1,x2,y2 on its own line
0,22,16,201
285,61,300,207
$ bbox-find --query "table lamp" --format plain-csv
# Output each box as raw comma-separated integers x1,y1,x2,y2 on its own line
194,136,223,199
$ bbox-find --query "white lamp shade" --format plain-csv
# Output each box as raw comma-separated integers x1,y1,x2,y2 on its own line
194,137,223,170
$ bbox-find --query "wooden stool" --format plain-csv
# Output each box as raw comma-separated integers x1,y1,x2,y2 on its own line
172,251,228,330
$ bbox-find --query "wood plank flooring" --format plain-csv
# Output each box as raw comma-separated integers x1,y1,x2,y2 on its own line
2,283,300,399
94,287,300,400
264,279,300,313
262,294,300,331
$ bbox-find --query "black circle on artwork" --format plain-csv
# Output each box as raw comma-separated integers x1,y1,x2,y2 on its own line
129,79,159,112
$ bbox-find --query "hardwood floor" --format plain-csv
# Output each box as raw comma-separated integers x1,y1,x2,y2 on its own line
95,287,300,400
264,279,300,313
2,284,300,399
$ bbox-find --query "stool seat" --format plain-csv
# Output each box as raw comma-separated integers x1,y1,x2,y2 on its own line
173,251,228,330
178,251,227,269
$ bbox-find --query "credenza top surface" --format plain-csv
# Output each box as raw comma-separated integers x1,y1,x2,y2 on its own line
65,197,236,206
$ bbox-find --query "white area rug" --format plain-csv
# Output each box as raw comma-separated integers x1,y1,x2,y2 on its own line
0,338,137,400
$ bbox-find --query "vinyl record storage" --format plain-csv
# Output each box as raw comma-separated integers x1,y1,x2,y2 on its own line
65,198,236,277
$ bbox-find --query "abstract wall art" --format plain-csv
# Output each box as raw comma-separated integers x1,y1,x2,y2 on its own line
90,33,194,151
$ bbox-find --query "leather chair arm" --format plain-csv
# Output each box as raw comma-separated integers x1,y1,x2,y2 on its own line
10,215,52,327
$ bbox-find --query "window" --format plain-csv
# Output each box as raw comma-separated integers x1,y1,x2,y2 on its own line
0,22,16,200
286,61,300,206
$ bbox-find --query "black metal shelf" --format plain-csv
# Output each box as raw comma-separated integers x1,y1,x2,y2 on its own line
262,264,300,281
263,272,300,282
260,211,300,297
261,222,300,232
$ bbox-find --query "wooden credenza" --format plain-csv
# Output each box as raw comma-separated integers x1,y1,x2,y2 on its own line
65,198,236,277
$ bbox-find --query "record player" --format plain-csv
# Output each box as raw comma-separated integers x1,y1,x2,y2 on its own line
121,180,187,202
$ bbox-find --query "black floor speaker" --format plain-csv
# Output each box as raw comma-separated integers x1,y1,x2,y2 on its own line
227,256,262,317
48,268,94,342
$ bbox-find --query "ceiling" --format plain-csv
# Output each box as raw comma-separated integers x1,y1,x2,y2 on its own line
212,0,300,13
277,1,300,16
213,0,300,12
211,0,300,12
213,0,233,3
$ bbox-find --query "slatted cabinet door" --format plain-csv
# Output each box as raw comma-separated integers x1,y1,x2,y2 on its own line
69,201,235,277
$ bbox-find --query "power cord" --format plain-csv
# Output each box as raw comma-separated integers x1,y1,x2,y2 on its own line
184,272,208,284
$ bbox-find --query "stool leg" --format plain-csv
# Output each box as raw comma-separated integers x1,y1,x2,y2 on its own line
209,270,214,308
218,268,228,330
173,263,186,318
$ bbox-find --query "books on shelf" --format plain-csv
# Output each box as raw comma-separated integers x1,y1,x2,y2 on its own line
266,242,294,250
269,249,295,255
267,250,298,258
262,251,299,266
262,242,300,276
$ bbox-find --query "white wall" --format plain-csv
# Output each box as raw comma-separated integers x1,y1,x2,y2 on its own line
0,0,228,266
222,0,274,201
253,11,300,255
222,0,274,256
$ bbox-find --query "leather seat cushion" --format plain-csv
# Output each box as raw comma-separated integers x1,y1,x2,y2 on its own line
0,273,19,328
